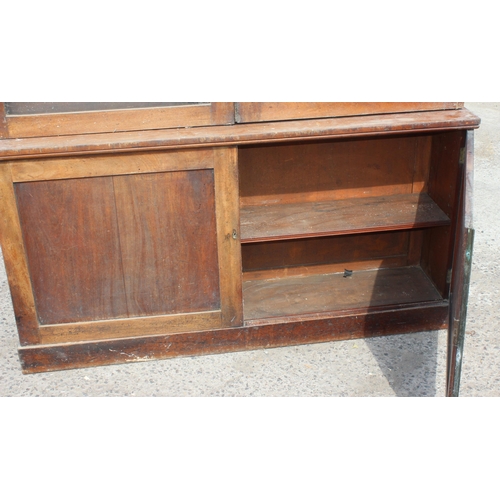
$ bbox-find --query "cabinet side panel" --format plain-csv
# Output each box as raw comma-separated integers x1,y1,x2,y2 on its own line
14,177,129,324
421,131,464,297
113,170,221,317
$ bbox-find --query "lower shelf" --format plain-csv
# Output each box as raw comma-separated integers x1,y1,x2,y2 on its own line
243,266,443,323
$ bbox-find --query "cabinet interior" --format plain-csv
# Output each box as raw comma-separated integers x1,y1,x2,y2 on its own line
238,131,463,324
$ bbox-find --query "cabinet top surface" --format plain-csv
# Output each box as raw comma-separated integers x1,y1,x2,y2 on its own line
0,107,480,161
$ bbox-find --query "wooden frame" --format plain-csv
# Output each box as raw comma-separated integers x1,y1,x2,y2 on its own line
0,102,234,139
235,102,464,123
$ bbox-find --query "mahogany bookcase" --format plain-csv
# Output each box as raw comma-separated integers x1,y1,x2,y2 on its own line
0,102,480,396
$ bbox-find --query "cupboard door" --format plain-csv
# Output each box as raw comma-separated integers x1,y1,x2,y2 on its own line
446,130,474,397
5,147,242,344
235,102,463,123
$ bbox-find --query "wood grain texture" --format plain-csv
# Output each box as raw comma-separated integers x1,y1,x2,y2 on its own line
18,302,449,373
421,130,465,297
243,258,409,281
243,266,443,322
0,103,7,138
214,147,243,327
5,103,235,138
239,136,419,206
210,103,235,126
15,177,129,324
113,169,221,317
236,102,464,123
0,165,40,344
240,193,450,242
0,109,481,160
242,231,409,272
39,311,222,344
10,148,215,182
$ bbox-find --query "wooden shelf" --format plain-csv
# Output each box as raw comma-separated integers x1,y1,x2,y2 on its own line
243,266,443,323
240,193,450,243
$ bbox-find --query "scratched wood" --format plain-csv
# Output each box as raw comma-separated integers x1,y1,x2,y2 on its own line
19,303,450,373
0,109,481,160
243,266,443,322
39,311,222,344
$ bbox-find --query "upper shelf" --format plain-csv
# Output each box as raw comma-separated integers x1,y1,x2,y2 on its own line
0,108,480,160
240,193,450,243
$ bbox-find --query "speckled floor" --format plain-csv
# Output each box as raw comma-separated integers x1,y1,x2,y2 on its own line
1,102,498,397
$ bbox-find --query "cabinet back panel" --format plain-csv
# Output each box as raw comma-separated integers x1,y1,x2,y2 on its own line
239,136,426,206
242,231,410,273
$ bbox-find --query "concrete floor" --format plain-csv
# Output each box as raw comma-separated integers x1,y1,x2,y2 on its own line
0,102,498,397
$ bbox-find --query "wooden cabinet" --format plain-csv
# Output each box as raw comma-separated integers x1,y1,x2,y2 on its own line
0,103,480,396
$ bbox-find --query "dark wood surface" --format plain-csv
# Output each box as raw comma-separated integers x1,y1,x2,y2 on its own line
243,266,443,322
15,176,128,324
421,130,464,297
112,170,220,317
0,109,480,160
236,102,464,123
242,231,410,274
13,152,222,330
240,193,450,242
239,136,419,206
18,302,449,373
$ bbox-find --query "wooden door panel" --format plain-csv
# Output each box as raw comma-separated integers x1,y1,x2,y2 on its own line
113,170,220,317
11,147,242,343
15,177,129,324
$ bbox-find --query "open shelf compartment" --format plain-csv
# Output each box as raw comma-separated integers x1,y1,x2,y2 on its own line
243,265,444,324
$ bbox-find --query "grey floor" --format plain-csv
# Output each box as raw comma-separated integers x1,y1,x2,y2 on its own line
0,102,498,397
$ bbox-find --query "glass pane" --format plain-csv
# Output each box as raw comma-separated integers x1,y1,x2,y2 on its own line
4,102,208,115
